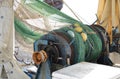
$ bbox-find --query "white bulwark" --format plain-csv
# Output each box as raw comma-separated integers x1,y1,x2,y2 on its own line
52,62,120,79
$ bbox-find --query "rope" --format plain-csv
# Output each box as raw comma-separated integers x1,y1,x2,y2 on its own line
63,0,82,22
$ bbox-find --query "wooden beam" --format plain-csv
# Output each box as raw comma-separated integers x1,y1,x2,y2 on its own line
0,0,30,79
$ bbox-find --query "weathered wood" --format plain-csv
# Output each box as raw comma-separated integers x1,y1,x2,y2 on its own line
0,0,30,79
0,0,13,7
0,65,2,77
0,0,14,59
4,60,30,79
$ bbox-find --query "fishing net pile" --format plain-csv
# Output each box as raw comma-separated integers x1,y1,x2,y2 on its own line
14,0,102,63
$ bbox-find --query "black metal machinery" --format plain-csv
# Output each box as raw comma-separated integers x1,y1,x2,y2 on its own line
33,24,120,79
31,1,120,78
110,33,120,53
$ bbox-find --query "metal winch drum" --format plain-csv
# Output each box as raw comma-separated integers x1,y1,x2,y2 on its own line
33,24,120,79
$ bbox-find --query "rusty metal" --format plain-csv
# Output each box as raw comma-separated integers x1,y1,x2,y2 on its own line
34,33,72,66
33,50,48,65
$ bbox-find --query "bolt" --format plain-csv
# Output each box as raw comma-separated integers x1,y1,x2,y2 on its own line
0,51,1,54
2,60,4,62
6,71,13,74
10,71,13,74
1,16,3,19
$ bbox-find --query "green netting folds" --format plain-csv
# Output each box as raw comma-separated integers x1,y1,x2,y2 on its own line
16,0,103,63
15,17,42,43
23,0,79,24
56,26,102,63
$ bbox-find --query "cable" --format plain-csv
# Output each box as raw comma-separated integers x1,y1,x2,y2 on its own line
63,0,82,22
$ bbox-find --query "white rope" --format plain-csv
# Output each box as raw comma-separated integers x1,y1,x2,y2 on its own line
63,0,92,25
63,0,82,22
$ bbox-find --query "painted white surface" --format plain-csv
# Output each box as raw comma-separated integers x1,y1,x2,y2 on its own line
52,62,120,79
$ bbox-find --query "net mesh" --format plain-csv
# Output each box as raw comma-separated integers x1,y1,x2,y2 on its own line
14,0,102,62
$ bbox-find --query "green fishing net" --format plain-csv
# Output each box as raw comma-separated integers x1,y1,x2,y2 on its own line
15,17,42,43
15,0,102,62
